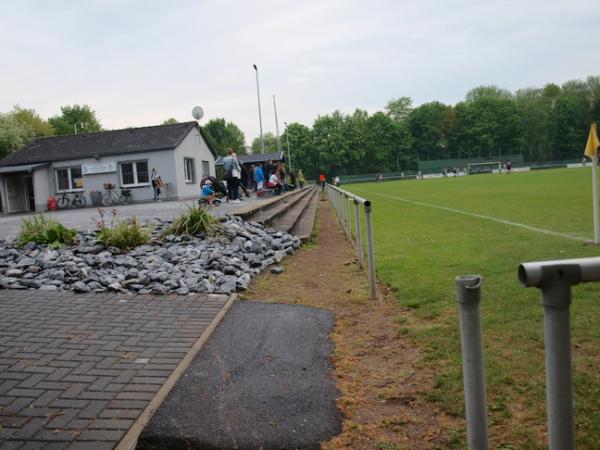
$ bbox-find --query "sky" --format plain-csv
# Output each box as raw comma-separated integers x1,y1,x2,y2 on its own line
1,0,599,145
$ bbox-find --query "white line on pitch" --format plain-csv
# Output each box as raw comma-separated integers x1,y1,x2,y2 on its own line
352,188,587,242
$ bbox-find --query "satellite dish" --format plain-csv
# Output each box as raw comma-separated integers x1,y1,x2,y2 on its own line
192,106,204,121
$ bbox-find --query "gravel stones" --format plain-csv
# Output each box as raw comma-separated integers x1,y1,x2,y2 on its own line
0,216,300,296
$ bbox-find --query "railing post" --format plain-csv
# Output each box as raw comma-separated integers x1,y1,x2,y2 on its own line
338,190,343,227
455,275,489,450
341,191,346,234
354,198,363,268
519,261,583,450
364,201,377,300
345,194,351,240
539,268,576,450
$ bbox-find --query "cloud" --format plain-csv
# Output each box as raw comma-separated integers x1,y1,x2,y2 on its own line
0,0,598,144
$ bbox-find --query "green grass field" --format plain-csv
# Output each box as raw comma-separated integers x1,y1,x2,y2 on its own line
345,168,600,449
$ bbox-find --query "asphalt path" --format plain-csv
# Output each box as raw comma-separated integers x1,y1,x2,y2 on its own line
137,301,342,450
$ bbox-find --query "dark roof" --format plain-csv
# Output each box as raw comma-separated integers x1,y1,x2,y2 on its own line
0,121,217,167
215,151,285,166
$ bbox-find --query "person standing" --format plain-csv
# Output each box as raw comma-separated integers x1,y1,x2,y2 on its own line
319,173,326,192
151,168,161,201
334,175,340,187
223,148,242,203
297,169,306,188
254,163,265,191
506,160,512,174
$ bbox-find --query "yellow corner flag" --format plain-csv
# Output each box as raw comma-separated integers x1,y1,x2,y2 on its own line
584,123,600,159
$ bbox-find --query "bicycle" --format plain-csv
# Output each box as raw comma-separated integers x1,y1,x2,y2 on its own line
102,183,132,206
56,191,86,209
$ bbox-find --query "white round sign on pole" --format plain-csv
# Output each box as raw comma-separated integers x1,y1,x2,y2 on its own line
192,106,204,121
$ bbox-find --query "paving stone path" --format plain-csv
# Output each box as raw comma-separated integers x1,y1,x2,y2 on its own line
0,290,231,449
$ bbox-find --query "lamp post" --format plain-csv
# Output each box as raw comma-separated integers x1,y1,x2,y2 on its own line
273,95,282,152
284,122,292,174
253,64,265,153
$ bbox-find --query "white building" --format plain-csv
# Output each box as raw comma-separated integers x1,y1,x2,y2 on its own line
0,121,216,213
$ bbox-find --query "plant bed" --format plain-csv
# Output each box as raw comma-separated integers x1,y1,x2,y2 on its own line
0,215,300,295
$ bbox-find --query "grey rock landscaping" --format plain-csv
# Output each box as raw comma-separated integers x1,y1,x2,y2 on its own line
0,216,300,295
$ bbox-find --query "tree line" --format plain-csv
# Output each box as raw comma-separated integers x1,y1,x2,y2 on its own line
281,75,600,179
2,74,598,180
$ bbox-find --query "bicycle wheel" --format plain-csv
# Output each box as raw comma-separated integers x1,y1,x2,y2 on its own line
73,195,86,208
101,192,113,206
120,194,132,205
57,196,69,209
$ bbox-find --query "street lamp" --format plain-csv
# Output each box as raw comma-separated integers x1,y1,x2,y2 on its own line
284,121,292,174
273,95,282,152
253,64,265,153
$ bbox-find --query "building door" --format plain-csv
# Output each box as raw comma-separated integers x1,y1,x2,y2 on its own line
24,175,35,211
5,175,26,213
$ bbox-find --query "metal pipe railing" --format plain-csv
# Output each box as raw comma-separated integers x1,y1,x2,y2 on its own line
517,257,600,450
456,275,489,450
454,257,600,449
325,184,377,300
353,198,363,269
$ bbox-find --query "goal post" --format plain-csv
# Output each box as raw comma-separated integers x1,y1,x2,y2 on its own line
467,161,502,175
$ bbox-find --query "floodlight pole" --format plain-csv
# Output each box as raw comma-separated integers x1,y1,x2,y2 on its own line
284,122,292,174
273,95,282,152
253,64,265,153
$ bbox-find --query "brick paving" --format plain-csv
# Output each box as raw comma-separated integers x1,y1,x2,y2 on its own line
0,290,230,449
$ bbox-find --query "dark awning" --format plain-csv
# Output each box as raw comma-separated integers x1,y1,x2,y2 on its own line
0,162,49,175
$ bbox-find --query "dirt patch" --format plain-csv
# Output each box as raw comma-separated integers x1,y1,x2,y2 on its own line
242,200,462,449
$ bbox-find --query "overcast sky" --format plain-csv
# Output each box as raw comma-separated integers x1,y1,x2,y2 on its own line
1,0,598,144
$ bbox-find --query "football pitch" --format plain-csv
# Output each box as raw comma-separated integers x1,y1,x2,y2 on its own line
346,168,600,448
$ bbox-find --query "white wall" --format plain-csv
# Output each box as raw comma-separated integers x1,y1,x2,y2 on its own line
173,128,216,199
47,149,178,205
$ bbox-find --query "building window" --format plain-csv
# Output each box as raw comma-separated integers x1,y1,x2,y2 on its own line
120,160,149,187
184,158,195,183
55,167,83,192
202,160,210,177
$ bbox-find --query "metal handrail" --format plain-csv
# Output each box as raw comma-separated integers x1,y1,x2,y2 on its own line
455,256,600,449
325,184,377,300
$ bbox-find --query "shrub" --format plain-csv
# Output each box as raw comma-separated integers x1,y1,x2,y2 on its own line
19,214,77,247
162,205,222,238
97,217,151,250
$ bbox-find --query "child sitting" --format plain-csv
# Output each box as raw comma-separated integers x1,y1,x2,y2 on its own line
199,180,218,206
266,170,283,195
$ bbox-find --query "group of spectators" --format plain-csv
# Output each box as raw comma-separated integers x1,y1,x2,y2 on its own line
198,148,307,207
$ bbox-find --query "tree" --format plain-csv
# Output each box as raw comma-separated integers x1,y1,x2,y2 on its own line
454,97,522,159
407,102,451,161
162,118,178,125
310,111,352,177
0,106,54,158
515,88,553,161
282,123,313,177
0,115,31,158
466,85,512,102
364,112,405,172
250,132,278,154
549,82,592,160
49,104,102,135
202,118,246,156
385,97,413,123
11,106,54,138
